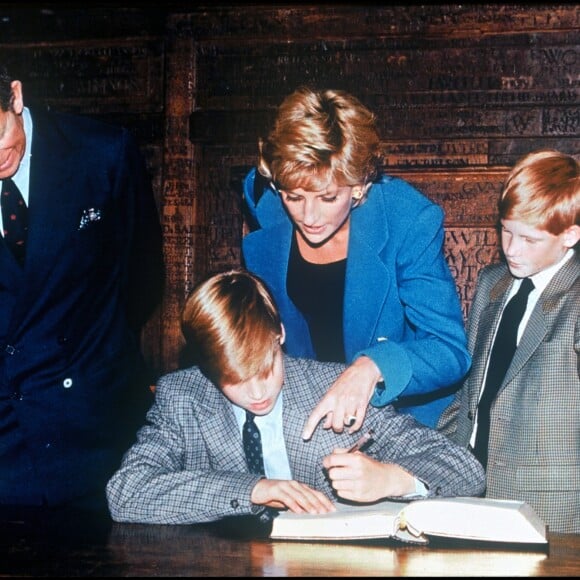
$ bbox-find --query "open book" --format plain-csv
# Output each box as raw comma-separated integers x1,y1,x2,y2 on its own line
270,497,548,545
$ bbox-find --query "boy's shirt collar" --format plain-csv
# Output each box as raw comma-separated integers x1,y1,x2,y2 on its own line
231,391,284,431
529,248,574,294
231,392,292,481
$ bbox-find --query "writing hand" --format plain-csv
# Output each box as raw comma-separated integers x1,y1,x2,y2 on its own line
322,449,415,502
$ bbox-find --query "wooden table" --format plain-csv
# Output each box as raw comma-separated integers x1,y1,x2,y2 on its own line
0,506,577,577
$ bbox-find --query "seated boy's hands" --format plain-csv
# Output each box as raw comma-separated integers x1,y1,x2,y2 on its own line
323,448,416,502
251,479,336,514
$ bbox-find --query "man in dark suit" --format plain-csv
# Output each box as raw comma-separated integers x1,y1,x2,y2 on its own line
0,65,164,510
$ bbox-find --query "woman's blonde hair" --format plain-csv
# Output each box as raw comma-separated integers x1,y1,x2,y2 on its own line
499,149,579,234
181,269,283,386
258,86,382,194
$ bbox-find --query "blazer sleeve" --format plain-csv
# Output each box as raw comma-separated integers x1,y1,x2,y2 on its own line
106,373,264,525
365,404,485,498
356,189,470,409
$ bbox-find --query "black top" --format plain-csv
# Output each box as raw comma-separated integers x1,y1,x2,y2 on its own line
287,233,346,362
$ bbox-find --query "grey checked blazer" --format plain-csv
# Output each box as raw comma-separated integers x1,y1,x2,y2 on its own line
438,254,580,533
107,356,484,525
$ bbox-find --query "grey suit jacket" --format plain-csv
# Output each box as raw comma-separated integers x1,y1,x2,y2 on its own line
438,254,580,533
107,356,485,524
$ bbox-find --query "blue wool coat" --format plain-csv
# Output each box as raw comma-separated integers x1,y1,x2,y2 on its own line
242,168,470,428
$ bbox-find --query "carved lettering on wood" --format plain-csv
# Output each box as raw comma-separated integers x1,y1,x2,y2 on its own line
444,227,502,320
3,42,164,113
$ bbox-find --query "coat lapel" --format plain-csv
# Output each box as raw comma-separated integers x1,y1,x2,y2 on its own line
197,380,248,472
468,273,512,412
503,255,579,387
243,220,313,356
2,110,76,330
343,191,391,359
26,111,77,273
0,241,24,277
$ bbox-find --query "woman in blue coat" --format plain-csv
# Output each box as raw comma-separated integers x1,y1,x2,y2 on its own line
242,87,470,437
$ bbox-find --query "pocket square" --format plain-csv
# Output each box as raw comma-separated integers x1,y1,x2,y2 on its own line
78,208,102,230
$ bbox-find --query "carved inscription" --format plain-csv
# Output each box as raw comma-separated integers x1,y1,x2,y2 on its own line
444,227,502,320
382,141,488,168
390,171,508,227
185,6,580,40
195,36,579,111
3,42,164,112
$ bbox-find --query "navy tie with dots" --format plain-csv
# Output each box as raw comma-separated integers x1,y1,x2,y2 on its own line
243,411,265,475
242,411,279,527
1,178,28,266
472,277,535,468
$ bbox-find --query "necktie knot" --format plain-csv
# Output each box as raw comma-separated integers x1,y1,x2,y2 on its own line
518,277,534,298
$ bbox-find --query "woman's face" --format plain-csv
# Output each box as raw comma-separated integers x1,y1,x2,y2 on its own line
278,183,357,246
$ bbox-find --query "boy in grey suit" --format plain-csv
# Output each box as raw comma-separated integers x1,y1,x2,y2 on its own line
438,149,579,533
107,270,484,526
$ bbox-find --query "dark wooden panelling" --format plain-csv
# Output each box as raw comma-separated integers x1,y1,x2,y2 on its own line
1,3,578,373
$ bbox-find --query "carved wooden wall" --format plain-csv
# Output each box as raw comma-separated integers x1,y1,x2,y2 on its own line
1,4,578,376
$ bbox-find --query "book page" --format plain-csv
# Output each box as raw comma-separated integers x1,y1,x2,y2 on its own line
271,499,429,543
402,497,548,544
270,500,405,541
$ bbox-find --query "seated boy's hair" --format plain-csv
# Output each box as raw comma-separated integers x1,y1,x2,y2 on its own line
181,269,283,386
499,149,579,234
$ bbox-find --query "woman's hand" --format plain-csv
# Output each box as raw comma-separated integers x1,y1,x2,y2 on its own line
251,479,336,514
322,449,415,503
302,356,382,440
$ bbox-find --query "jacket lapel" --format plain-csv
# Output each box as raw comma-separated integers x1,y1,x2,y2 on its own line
343,191,390,359
197,379,248,472
468,273,512,412
503,255,579,386
0,241,24,277
243,220,313,357
2,110,76,331
26,110,77,273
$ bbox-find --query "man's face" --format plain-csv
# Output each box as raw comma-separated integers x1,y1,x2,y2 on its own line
0,80,26,180
500,219,578,278
220,348,285,416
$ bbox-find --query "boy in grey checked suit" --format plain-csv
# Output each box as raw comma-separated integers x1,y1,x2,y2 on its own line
107,270,484,525
438,150,580,533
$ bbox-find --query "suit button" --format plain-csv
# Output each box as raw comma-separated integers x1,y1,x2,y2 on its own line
230,499,240,509
467,411,473,420
11,392,23,401
57,336,68,345
63,378,73,389
5,344,16,355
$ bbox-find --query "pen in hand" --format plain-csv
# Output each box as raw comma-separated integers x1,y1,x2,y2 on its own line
347,429,375,453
